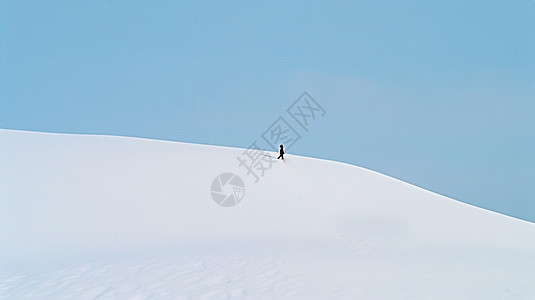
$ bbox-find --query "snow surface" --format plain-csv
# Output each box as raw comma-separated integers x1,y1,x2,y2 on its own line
1,129,534,299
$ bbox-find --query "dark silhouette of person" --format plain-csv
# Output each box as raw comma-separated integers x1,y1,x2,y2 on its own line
277,144,284,160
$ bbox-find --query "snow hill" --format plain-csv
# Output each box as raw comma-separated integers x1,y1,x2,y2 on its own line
1,129,534,299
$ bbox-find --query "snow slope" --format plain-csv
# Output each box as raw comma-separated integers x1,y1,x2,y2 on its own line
1,129,534,299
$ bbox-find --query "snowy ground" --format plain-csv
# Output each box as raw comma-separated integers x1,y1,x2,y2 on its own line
1,129,534,299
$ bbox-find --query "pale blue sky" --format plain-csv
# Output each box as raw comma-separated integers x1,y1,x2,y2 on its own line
1,1,534,222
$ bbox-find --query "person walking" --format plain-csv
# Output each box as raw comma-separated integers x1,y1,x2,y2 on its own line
277,144,285,160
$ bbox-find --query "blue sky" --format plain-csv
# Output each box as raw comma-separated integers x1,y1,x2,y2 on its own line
1,1,534,222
